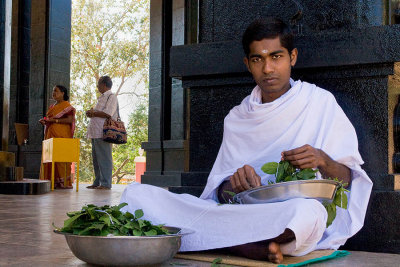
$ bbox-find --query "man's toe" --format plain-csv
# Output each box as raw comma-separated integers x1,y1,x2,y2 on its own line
268,242,283,263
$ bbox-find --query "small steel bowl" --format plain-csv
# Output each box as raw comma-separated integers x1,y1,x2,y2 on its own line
233,179,340,204
54,226,193,266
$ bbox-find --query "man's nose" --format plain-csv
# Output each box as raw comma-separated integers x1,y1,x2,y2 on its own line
262,59,274,74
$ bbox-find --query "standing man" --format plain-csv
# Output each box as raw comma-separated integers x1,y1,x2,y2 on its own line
86,76,118,190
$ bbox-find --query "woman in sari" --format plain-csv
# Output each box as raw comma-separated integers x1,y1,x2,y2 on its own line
39,85,76,189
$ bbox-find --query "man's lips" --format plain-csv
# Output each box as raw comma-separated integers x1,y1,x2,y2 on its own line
262,77,278,84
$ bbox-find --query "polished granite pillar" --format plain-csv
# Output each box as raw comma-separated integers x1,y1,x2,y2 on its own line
0,0,70,193
142,0,189,187
0,0,11,152
7,0,71,179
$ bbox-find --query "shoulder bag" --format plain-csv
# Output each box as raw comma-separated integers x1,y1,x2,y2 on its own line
102,94,127,144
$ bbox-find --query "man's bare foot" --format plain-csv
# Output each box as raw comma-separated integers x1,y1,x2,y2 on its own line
221,228,293,263
267,242,283,263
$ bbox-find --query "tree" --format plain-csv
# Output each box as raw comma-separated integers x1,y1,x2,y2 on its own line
112,100,148,184
70,0,149,182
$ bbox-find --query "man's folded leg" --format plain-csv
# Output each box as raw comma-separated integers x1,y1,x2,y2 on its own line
120,184,327,259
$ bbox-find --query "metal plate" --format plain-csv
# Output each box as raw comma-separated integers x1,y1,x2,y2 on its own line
233,179,340,204
54,226,194,266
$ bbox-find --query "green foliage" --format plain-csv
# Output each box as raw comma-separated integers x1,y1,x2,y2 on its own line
70,0,150,183
262,160,318,183
54,203,169,236
323,201,337,228
323,178,349,227
261,162,278,175
261,160,349,228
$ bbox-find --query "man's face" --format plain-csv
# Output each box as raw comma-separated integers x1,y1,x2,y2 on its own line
243,37,298,103
97,82,106,94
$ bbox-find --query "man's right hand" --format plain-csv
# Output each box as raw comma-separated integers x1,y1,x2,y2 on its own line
86,108,94,118
230,165,261,193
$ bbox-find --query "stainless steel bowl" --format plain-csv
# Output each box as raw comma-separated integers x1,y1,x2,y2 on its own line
55,226,193,266
233,179,340,204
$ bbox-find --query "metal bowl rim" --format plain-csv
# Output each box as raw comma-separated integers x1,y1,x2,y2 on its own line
235,179,340,200
54,226,194,239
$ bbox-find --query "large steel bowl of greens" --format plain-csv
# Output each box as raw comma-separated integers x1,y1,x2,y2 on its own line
233,179,340,204
55,226,192,266
53,203,194,266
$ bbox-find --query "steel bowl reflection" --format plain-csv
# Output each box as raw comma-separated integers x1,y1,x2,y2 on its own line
233,179,340,204
54,226,193,266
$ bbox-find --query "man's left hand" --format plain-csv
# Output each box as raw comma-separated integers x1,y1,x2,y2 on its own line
281,144,325,169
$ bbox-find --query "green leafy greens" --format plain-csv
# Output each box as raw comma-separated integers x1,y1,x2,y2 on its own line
261,160,349,227
53,203,170,236
261,161,318,183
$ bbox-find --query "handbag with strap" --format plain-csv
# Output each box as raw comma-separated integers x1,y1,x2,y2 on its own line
102,94,127,144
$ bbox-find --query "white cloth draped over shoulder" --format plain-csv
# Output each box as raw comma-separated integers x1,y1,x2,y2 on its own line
121,79,372,255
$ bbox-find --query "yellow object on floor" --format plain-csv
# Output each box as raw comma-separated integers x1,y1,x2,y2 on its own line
41,138,80,191
175,249,335,267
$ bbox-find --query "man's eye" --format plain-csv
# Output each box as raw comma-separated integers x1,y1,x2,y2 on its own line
251,58,261,63
272,55,282,59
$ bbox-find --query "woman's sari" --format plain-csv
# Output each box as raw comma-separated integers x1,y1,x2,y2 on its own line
40,101,76,189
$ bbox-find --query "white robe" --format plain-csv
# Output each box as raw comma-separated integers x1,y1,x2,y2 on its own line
121,79,372,255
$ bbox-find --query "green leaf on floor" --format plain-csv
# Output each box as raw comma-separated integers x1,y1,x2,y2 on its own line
211,257,222,265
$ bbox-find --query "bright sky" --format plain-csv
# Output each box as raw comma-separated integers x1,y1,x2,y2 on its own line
112,74,148,123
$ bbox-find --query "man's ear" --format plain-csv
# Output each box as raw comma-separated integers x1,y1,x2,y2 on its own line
243,57,251,72
290,48,298,67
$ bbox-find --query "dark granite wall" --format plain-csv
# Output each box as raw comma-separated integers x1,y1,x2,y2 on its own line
199,0,383,43
189,82,252,171
294,64,392,190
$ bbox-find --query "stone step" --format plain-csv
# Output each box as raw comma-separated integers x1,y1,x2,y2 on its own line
0,179,50,195
5,166,24,181
0,151,15,181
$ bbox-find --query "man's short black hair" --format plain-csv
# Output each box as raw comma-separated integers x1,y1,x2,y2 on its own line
99,75,113,89
242,18,294,57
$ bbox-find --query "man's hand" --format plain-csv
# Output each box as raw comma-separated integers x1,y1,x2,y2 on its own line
230,165,261,193
86,108,95,118
282,144,352,186
281,144,324,169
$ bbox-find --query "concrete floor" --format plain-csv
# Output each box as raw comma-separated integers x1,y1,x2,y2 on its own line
0,183,399,266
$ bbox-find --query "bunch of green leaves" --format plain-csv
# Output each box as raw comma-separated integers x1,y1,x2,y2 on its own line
323,178,349,227
54,203,169,236
261,161,350,228
261,160,318,183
